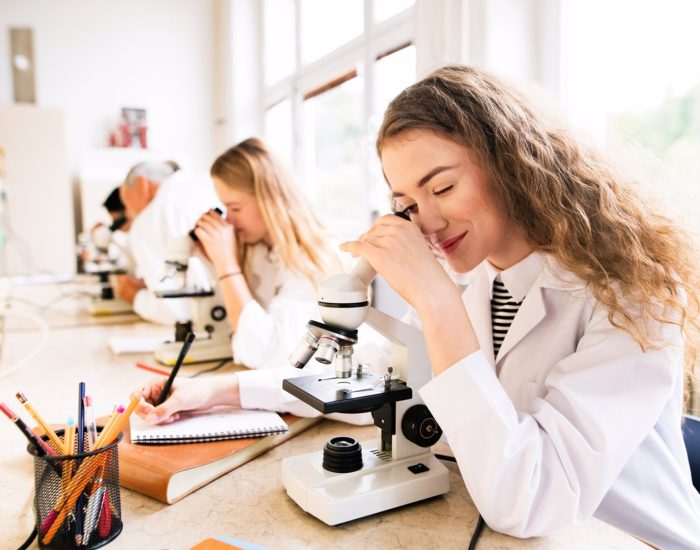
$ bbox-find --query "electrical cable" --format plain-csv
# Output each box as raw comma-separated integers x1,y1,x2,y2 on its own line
0,307,50,380
16,526,37,550
189,358,231,378
436,453,486,550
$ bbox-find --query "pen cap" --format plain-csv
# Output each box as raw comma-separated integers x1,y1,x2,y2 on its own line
28,427,123,549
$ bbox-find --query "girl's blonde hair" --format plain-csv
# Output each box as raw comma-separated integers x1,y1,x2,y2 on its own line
211,137,339,284
378,65,700,386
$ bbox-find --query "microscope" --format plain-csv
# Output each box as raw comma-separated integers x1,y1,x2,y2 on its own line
282,257,450,525
78,224,133,316
153,236,232,365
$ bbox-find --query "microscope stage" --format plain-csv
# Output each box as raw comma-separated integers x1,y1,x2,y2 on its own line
282,373,412,414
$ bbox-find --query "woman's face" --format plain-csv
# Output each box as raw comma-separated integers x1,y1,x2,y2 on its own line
382,129,531,272
212,176,270,246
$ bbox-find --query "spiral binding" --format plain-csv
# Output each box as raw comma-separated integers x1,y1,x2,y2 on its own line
133,426,288,445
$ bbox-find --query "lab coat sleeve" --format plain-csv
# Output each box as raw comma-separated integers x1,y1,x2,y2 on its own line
231,277,318,370
419,303,682,537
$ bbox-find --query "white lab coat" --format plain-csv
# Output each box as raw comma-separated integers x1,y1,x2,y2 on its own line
235,243,384,424
128,170,220,325
418,252,700,549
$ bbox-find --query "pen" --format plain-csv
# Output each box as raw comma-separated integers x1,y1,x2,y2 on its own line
156,332,195,406
15,391,64,452
82,483,105,547
76,382,86,547
0,402,58,457
83,396,98,450
77,383,86,455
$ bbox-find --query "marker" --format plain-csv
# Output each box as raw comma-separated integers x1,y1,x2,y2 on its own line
156,332,195,406
0,402,57,457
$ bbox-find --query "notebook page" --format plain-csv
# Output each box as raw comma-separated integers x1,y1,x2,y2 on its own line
130,408,288,443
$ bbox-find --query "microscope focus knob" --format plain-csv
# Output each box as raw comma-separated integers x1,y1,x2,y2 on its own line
210,305,226,322
401,404,443,447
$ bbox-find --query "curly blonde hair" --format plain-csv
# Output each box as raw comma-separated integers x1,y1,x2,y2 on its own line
377,65,700,390
211,137,340,285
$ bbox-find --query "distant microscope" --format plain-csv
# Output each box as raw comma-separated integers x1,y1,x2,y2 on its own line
153,236,231,365
77,223,133,316
282,257,450,525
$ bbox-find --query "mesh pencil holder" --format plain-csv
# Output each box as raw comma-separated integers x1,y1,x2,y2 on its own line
28,428,123,550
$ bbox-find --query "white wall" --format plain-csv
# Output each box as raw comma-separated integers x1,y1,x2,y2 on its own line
0,0,217,175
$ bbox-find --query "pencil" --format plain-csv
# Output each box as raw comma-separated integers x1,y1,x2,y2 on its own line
135,362,171,376
156,332,195,406
0,402,57,457
15,392,63,451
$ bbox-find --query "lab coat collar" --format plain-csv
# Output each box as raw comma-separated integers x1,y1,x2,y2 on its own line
466,252,586,365
484,252,545,302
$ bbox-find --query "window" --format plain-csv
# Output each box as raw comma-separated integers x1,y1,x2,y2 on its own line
261,0,416,240
303,72,365,235
263,98,293,169
560,0,700,232
263,0,296,85
299,0,363,64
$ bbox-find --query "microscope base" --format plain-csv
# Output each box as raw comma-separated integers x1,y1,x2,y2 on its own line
282,441,449,525
88,298,133,316
154,338,231,366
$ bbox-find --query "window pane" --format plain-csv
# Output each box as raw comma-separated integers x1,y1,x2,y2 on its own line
303,76,365,238
300,0,363,64
561,0,700,232
263,0,296,84
374,46,416,118
369,46,416,214
264,99,294,169
374,0,414,23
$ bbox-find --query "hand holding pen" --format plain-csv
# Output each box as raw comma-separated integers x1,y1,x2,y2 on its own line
157,332,195,406
136,332,202,425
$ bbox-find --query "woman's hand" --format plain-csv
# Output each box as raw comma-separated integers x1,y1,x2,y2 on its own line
193,209,239,276
340,214,458,312
134,375,240,425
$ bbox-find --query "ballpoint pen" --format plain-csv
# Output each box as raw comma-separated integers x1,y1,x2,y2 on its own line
82,483,105,547
76,382,86,547
83,395,98,450
156,332,195,406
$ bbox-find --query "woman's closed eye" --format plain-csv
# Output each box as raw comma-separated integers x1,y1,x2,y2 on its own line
394,203,418,216
433,184,454,196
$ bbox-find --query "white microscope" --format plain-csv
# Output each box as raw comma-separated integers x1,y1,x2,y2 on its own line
153,236,232,365
282,257,450,525
78,224,133,315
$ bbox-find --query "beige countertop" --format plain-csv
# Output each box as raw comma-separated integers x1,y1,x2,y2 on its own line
0,296,649,549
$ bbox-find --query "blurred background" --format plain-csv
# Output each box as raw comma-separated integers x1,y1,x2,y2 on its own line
1,0,698,277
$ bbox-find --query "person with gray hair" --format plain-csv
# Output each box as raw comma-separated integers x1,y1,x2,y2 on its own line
114,160,220,324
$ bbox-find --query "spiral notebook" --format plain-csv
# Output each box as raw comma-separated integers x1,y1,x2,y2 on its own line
130,408,288,445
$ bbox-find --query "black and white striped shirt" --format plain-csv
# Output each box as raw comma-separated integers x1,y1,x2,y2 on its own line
491,277,523,357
